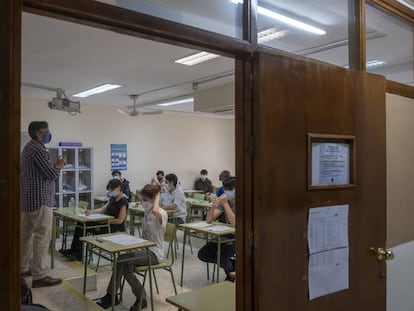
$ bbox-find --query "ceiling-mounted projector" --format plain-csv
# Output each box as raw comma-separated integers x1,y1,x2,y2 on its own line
48,97,80,113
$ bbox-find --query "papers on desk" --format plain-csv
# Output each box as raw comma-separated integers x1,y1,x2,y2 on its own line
209,225,232,232
187,221,213,228
77,213,112,219
100,234,146,245
307,204,349,300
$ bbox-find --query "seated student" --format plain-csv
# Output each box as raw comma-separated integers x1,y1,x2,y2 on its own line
95,184,168,311
215,170,231,197
61,179,128,261
198,177,236,281
112,170,131,201
151,170,165,186
160,173,187,225
194,169,214,197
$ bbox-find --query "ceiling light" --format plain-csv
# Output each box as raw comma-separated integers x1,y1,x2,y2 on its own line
72,83,122,98
174,52,220,66
158,97,194,106
366,59,387,69
258,28,289,43
343,59,387,69
229,1,326,35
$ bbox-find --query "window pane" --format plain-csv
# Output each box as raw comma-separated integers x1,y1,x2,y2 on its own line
256,0,348,67
366,5,413,86
97,0,243,39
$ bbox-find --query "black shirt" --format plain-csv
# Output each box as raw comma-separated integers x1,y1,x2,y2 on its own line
106,196,128,232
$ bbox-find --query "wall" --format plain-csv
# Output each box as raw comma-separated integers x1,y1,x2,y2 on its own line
386,93,414,311
21,97,235,196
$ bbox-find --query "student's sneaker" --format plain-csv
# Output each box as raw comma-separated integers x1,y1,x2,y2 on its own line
130,298,147,311
95,293,119,309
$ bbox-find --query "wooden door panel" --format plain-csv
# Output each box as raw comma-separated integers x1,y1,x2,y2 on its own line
252,50,386,310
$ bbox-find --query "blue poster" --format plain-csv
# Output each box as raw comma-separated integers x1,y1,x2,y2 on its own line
111,144,127,170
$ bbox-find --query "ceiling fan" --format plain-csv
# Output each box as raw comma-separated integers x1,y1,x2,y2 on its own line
117,94,162,116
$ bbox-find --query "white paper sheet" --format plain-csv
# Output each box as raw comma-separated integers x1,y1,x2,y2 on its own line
209,225,232,232
307,205,349,254
77,213,112,219
187,222,213,228
100,234,146,245
308,247,349,300
311,142,350,186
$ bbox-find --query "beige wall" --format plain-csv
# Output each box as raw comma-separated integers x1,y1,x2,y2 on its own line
21,97,235,196
386,93,414,247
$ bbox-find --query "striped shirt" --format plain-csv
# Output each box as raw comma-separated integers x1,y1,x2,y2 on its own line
21,139,61,212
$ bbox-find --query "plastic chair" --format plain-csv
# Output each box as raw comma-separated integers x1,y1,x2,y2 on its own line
120,223,178,300
193,193,205,200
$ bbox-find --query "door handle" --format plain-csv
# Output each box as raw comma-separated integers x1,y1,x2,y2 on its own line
370,247,395,261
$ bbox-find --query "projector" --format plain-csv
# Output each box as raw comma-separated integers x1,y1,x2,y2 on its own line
48,97,81,113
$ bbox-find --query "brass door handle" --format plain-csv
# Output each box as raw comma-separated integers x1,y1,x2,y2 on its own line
370,247,395,261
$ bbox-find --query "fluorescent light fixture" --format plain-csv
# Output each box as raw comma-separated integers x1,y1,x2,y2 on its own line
158,97,194,107
397,0,414,11
344,59,387,69
258,28,289,43
174,52,220,66
366,59,387,69
72,83,122,98
229,0,326,35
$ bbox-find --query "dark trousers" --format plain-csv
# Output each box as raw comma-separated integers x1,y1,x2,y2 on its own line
198,241,235,275
70,222,115,255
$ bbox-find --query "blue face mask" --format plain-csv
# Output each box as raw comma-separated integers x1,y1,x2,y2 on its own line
42,132,52,144
225,190,235,201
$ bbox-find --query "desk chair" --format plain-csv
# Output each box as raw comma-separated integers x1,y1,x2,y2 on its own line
193,193,205,200
120,223,178,300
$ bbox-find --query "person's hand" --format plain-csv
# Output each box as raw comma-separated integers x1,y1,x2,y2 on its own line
55,156,66,169
85,209,91,216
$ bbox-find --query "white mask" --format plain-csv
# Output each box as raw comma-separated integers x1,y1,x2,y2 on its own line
200,175,207,181
142,201,153,212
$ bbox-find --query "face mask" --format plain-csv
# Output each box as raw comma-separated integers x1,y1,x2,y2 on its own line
200,175,207,181
112,175,120,180
225,190,235,201
110,190,119,197
142,201,153,212
42,132,52,144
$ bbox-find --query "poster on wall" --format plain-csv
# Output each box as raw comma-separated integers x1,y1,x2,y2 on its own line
110,144,127,171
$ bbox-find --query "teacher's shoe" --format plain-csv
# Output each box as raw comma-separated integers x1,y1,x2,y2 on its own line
32,276,62,288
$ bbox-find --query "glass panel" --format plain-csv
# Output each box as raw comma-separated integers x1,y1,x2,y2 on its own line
256,0,348,67
97,0,242,39
78,148,91,169
62,193,76,207
366,5,414,86
62,148,76,169
62,171,76,193
78,170,91,192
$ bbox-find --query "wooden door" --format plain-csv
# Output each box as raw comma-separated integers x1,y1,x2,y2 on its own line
250,49,386,310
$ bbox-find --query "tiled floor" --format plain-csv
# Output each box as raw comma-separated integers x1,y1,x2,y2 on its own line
25,230,229,310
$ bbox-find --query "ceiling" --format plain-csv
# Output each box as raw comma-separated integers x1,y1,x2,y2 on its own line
21,1,413,115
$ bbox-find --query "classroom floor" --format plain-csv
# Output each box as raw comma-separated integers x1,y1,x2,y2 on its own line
24,230,228,311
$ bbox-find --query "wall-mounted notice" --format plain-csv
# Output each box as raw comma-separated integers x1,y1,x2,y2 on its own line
110,144,127,171
307,205,349,300
311,142,350,186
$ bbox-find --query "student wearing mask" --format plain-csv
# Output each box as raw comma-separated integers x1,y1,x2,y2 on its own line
160,173,187,225
95,184,168,311
198,177,236,281
112,170,131,201
194,169,214,195
61,179,128,261
216,170,231,197
151,170,165,186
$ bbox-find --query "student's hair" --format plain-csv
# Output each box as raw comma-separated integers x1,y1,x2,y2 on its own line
200,169,208,175
111,170,121,176
141,184,162,199
28,121,48,139
156,170,164,176
223,177,236,190
106,178,122,191
165,173,178,187
219,170,231,180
